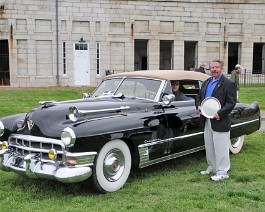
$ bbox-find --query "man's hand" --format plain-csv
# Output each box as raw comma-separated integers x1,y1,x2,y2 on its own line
212,113,220,120
198,106,202,115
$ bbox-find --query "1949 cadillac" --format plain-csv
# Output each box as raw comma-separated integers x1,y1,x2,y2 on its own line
0,70,261,193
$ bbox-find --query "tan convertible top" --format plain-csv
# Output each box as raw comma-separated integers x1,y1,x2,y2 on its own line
104,70,210,81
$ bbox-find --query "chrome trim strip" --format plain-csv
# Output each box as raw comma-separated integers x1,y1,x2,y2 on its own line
138,146,205,168
231,118,260,128
75,114,129,125
66,152,97,157
138,132,204,148
154,80,167,102
78,106,130,115
113,76,126,94
66,151,97,167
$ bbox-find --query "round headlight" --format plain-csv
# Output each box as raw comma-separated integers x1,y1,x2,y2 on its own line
0,121,4,137
61,127,76,147
48,149,57,160
68,107,79,122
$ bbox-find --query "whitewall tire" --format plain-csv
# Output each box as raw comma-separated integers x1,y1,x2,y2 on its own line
92,139,131,193
229,135,244,154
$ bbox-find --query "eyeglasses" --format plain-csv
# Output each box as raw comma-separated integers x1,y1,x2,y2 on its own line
171,83,179,86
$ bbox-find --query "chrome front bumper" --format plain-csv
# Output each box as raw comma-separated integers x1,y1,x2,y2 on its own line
0,149,97,183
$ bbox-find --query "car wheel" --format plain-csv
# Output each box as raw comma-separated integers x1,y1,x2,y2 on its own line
92,139,131,193
229,135,244,154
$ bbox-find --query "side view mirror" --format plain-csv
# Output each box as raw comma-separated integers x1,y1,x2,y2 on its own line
162,94,175,105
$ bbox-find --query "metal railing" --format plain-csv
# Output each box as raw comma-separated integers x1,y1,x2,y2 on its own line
228,69,265,87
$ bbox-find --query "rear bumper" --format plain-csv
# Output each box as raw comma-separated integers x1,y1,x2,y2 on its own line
0,150,97,183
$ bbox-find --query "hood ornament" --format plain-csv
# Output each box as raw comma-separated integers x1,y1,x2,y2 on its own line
27,119,34,131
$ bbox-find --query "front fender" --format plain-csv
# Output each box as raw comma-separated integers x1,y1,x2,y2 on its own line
72,113,145,138
68,112,155,153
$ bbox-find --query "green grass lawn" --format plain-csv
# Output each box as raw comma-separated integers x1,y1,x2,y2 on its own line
0,86,264,211
239,86,265,111
0,87,94,117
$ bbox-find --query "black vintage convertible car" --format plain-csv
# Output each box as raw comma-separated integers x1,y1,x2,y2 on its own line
0,70,261,193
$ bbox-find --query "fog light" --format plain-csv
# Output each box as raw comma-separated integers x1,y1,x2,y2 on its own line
48,149,57,160
66,156,78,165
1,141,8,150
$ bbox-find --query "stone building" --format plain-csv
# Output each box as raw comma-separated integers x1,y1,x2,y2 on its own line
0,0,264,87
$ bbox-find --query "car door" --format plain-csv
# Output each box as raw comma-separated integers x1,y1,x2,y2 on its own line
162,80,204,155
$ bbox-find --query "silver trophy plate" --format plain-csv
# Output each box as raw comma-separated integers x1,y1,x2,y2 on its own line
201,97,221,118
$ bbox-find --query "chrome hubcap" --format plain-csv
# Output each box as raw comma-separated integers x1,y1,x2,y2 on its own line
231,137,241,148
103,148,125,182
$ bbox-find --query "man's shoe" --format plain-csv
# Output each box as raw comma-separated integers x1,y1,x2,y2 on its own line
200,170,211,175
211,174,229,181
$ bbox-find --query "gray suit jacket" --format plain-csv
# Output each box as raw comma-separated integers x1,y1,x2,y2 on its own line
195,74,237,132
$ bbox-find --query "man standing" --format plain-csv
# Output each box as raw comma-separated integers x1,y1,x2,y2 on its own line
230,64,241,99
195,59,237,181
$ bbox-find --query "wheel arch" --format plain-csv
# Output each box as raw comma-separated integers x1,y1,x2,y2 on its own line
122,137,139,168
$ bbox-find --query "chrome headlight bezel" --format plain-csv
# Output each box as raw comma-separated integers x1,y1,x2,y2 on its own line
162,94,175,105
0,121,4,137
61,127,76,147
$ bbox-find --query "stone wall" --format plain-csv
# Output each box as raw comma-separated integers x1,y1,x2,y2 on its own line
0,0,264,87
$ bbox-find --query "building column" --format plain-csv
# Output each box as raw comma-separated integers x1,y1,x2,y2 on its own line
148,39,159,70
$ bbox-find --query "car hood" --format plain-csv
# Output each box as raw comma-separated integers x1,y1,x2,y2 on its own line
17,97,153,138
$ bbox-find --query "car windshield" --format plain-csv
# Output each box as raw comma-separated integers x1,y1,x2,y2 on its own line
92,78,123,97
92,77,162,101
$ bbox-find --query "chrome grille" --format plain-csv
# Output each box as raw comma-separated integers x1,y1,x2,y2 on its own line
8,135,65,162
